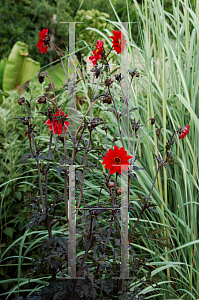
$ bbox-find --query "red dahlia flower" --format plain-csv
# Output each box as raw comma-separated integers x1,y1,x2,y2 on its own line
46,108,71,136
36,29,50,54
102,145,133,175
89,40,104,66
110,30,126,54
179,125,190,140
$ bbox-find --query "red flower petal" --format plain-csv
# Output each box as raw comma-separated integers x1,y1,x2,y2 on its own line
37,28,49,55
64,120,71,128
102,145,133,175
179,125,190,140
110,30,126,54
46,108,70,135
89,40,104,66
46,119,52,125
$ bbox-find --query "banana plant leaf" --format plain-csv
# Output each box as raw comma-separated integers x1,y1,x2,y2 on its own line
44,59,68,90
3,41,40,93
30,58,68,91
0,58,7,90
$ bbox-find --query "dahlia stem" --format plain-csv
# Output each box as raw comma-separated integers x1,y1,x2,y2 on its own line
63,117,68,221
27,102,45,212
75,128,92,218
109,84,125,148
131,118,153,166
75,95,104,138
31,133,45,212
43,73,59,109
44,134,53,210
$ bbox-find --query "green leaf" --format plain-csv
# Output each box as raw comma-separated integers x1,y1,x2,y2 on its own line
3,227,16,239
0,58,7,90
0,267,4,276
30,59,68,91
43,59,68,90
3,41,40,93
15,191,22,200
88,85,94,101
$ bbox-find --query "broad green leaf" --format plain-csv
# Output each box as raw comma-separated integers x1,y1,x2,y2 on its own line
3,227,16,239
0,58,7,90
30,59,68,91
3,41,40,92
44,60,67,90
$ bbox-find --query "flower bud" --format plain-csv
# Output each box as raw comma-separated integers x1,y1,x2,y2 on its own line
103,97,112,104
115,73,121,82
18,97,25,105
103,91,112,104
38,73,45,83
38,95,47,104
22,119,29,125
90,209,100,217
107,181,115,189
104,78,113,87
132,119,140,132
91,66,102,79
129,68,140,79
117,187,125,194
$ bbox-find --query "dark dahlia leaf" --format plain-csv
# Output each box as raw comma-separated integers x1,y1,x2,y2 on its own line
113,249,118,261
53,259,60,272
83,284,89,297
105,108,116,113
48,152,55,161
147,229,165,237
56,166,64,178
132,173,138,181
148,207,158,213
158,241,172,248
58,270,67,279
38,213,46,224
93,250,98,262
35,153,48,160
26,222,33,230
132,166,145,171
76,170,83,184
53,291,63,300
58,237,67,250
22,153,32,163
129,107,138,112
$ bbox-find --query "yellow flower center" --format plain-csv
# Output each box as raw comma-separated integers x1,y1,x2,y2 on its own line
114,157,121,164
118,38,121,45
